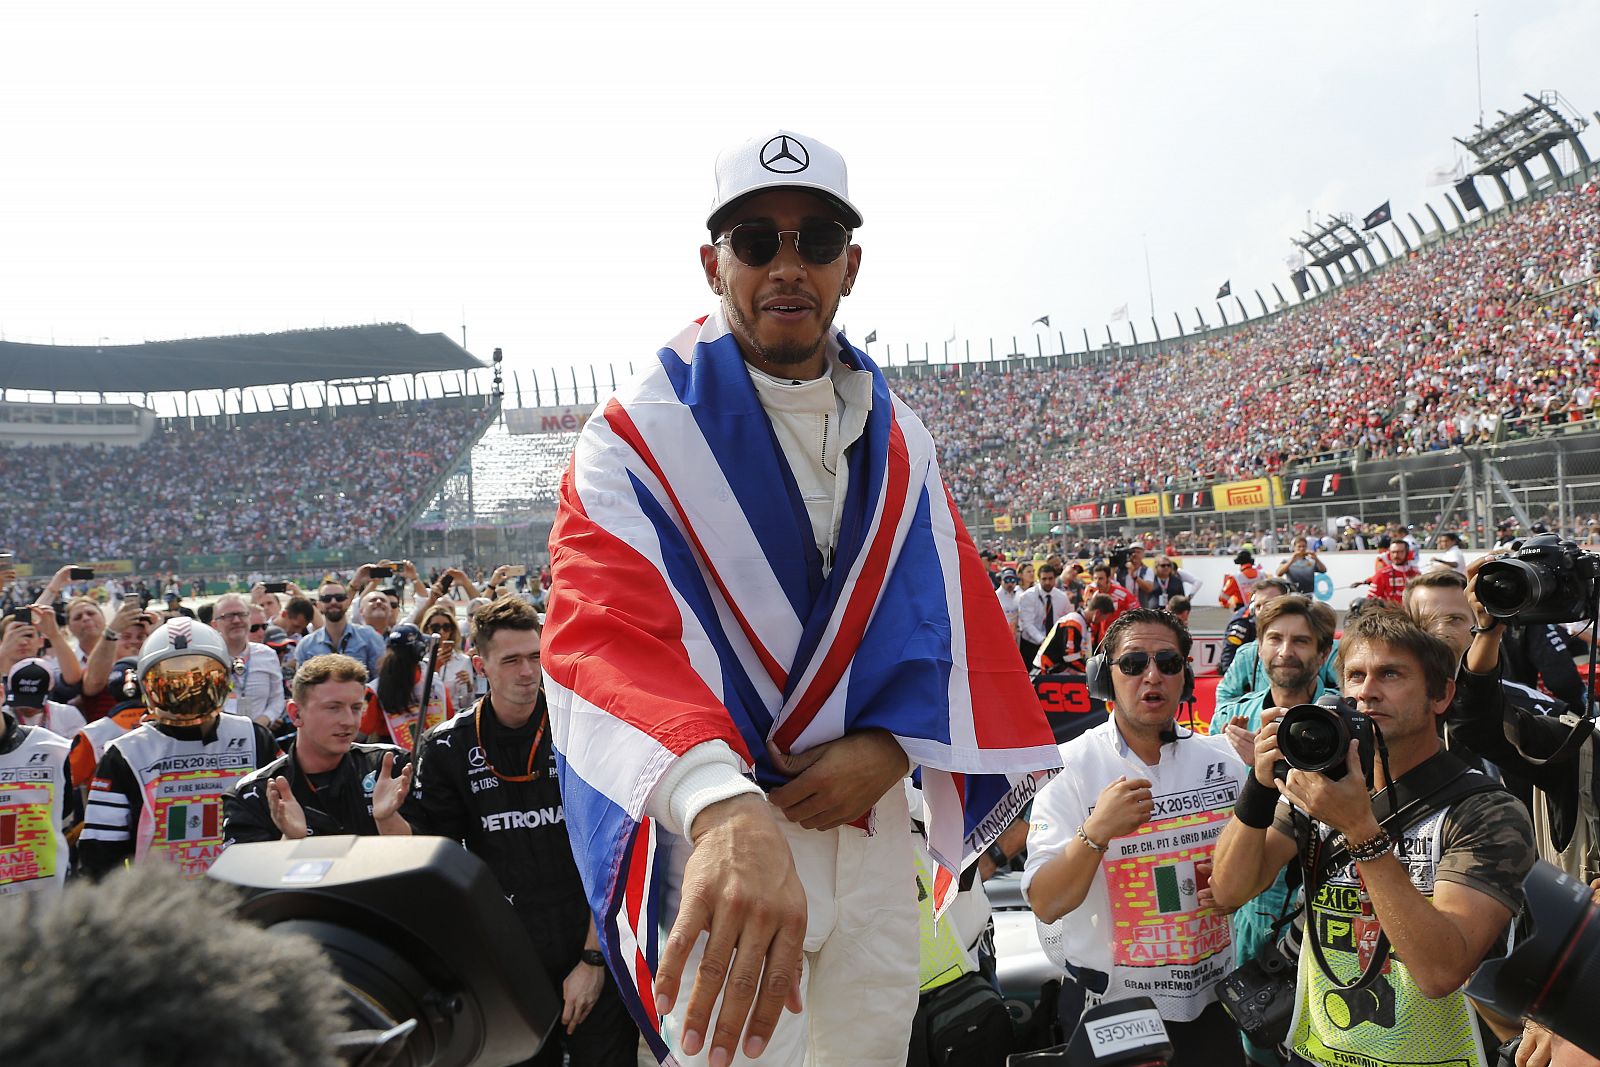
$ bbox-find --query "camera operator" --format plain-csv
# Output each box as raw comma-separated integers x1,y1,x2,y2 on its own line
1452,556,1599,882
1497,618,1588,716
1211,607,1536,1067
1120,544,1158,609
1405,569,1563,808
1275,537,1327,596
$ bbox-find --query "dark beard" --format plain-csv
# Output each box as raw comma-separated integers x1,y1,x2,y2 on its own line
1266,662,1317,696
724,290,840,368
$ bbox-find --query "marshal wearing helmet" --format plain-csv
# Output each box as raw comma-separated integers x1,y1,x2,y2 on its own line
79,618,278,879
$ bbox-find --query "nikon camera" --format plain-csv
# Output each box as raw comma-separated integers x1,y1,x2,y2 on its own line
1477,534,1600,625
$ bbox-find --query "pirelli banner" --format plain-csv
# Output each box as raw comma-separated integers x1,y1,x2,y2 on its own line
1211,476,1286,512
1283,468,1356,503
1124,494,1164,518
992,514,1015,533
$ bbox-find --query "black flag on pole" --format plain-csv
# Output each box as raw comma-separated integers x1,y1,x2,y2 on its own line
1215,281,1231,299
863,330,876,344
1362,201,1392,230
1032,314,1050,327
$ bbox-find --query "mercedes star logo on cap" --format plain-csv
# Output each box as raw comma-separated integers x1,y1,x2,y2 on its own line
760,134,810,174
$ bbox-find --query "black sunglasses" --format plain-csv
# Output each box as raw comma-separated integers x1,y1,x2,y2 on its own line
716,221,849,267
320,593,348,603
249,623,268,632
1112,649,1187,677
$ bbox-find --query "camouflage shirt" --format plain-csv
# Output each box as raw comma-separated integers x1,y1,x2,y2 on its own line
1272,751,1537,914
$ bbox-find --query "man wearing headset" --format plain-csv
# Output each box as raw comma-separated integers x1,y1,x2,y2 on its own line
1022,607,1248,1065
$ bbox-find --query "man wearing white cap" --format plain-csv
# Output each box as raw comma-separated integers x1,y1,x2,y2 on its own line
544,130,1059,1066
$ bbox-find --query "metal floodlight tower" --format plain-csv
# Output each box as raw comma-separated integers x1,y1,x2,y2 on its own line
1291,213,1373,292
1455,92,1591,204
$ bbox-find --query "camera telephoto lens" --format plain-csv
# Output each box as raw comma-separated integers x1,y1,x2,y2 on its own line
1277,703,1355,778
1284,716,1342,769
1475,560,1543,619
1469,863,1600,1059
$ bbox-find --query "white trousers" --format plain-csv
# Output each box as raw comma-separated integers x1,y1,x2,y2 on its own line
664,787,920,1066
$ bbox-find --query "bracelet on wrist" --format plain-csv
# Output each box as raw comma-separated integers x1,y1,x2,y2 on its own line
1076,823,1108,853
1234,776,1281,829
1337,827,1394,863
985,841,1010,867
579,948,606,967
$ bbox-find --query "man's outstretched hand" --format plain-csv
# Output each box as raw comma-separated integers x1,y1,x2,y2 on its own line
654,794,806,1063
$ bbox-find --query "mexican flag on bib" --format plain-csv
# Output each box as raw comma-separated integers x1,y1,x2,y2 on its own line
165,799,220,842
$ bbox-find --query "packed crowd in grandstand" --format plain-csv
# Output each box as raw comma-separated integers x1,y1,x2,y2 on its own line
0,406,489,560
900,181,1600,514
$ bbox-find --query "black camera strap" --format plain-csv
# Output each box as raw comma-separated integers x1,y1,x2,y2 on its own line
1502,709,1595,768
1299,750,1504,992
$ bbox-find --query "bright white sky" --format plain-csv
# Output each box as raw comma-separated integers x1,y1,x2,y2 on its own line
3,0,1598,390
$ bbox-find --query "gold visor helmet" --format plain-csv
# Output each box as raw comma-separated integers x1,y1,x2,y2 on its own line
138,618,233,727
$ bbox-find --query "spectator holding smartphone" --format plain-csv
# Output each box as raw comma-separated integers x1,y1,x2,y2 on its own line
80,603,159,721
420,605,474,711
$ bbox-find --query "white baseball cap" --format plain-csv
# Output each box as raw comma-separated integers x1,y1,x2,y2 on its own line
707,130,863,233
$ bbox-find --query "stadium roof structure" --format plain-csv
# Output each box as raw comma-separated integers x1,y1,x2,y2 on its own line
0,323,484,393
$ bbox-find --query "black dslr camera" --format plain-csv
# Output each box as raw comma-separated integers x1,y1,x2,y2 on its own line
1274,696,1377,788
1477,534,1600,625
1217,925,1300,1047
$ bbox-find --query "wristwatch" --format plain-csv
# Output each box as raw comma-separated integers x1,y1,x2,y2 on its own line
985,841,1010,868
579,949,606,968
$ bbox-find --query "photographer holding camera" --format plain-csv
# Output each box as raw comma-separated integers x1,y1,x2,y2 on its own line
1452,545,1600,883
1211,607,1535,1067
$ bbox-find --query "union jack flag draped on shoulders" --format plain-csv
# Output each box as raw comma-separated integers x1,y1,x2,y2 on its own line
544,310,1060,1061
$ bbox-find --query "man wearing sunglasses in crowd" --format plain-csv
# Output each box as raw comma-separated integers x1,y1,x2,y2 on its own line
1023,608,1248,1066
293,579,383,676
210,592,287,731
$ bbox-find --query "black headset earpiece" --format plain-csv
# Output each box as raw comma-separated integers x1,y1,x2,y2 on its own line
1085,652,1113,703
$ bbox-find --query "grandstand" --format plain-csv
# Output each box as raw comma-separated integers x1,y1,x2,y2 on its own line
450,91,1600,558
7,93,1597,575
0,325,498,580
